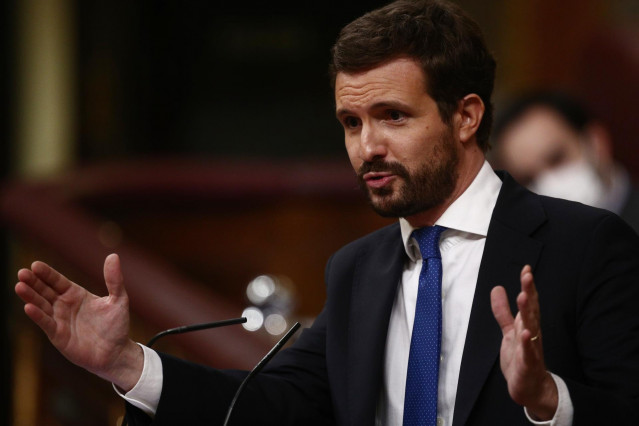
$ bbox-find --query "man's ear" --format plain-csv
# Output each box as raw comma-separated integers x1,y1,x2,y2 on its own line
584,121,613,166
457,94,485,144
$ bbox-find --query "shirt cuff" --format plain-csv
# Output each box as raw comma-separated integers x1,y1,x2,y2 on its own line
112,343,163,418
524,372,574,426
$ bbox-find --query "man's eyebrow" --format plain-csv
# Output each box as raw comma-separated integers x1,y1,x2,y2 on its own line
336,101,410,119
335,108,352,119
371,101,410,111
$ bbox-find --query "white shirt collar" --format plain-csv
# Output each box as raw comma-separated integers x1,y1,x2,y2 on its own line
399,160,502,260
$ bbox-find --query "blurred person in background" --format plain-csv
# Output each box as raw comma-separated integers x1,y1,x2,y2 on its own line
491,90,639,233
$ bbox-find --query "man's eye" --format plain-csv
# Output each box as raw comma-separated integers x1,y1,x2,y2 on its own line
388,110,405,121
344,117,360,128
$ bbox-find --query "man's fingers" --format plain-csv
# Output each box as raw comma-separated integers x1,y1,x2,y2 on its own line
17,268,34,284
104,254,126,299
520,264,532,278
17,268,58,305
520,328,543,365
24,303,57,338
15,281,54,316
518,265,540,338
491,285,514,333
31,261,72,295
520,266,538,302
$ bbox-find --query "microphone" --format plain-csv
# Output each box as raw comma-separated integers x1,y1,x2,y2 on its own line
222,321,301,426
121,317,247,426
145,317,248,347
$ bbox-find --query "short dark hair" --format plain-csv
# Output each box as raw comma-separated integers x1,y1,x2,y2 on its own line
330,0,496,151
492,90,594,140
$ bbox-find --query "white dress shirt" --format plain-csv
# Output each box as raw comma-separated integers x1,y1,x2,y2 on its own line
118,161,573,425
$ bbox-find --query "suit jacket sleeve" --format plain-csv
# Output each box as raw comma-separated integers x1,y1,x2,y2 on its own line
559,213,639,424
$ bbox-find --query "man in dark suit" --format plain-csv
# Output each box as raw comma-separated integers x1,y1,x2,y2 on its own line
14,1,639,425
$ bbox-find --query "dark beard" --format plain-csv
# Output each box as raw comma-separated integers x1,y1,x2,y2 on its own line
356,132,459,218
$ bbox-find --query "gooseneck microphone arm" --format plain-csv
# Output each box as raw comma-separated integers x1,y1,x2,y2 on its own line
121,316,247,426
222,321,301,426
145,317,248,347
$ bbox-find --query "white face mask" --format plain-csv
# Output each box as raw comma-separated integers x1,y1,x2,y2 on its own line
528,159,608,209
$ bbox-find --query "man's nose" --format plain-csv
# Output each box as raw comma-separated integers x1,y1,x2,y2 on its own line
360,124,387,162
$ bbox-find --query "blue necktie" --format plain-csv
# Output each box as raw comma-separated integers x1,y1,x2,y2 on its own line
403,225,446,426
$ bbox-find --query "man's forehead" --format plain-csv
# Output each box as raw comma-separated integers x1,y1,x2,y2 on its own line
334,58,428,106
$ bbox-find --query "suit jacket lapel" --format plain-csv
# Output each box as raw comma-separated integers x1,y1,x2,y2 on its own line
347,225,407,426
453,172,546,426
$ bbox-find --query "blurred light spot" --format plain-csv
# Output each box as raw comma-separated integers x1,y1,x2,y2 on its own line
246,275,276,305
98,221,123,248
264,313,287,336
241,307,264,332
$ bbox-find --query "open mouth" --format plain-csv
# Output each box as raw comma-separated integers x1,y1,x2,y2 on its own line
364,172,395,188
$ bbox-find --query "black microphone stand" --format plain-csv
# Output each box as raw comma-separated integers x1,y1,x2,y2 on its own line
222,322,301,426
120,317,247,426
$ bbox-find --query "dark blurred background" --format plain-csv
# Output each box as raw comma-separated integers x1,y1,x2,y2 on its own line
3,0,638,425
74,2,376,160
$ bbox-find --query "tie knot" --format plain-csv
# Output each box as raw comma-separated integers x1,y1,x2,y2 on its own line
412,225,446,260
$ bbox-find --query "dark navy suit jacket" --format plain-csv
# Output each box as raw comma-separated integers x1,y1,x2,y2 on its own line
127,172,639,425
